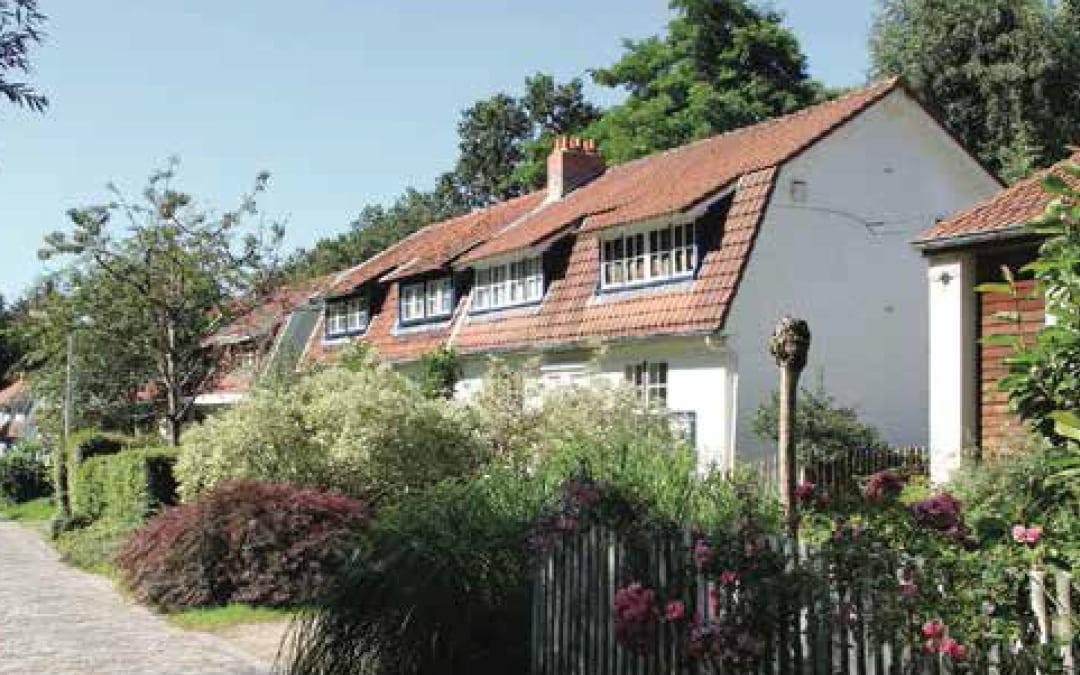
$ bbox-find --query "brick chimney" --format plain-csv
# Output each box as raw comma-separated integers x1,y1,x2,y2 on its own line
547,136,605,202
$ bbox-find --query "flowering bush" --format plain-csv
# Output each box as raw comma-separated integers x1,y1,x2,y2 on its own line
176,365,487,499
116,481,367,609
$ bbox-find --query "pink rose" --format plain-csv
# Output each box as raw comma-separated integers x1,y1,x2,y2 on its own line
664,600,685,622
940,638,967,660
794,481,816,503
693,541,713,569
1012,524,1043,545
719,570,739,586
921,620,945,640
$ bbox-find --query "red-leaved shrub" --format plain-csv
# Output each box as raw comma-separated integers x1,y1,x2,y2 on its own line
116,481,367,610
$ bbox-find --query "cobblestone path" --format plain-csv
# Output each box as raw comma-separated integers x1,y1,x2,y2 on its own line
0,519,270,674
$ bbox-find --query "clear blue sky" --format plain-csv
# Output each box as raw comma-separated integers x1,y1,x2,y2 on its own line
0,1,878,300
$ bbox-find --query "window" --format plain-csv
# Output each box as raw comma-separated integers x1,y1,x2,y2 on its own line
472,256,544,312
400,277,454,323
625,361,668,408
325,296,369,339
602,222,696,289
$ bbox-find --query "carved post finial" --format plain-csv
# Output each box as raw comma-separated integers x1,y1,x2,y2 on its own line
770,316,811,538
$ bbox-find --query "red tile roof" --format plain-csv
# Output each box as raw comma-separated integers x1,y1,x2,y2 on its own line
207,275,335,346
459,78,903,264
917,154,1080,245
326,192,546,296
0,377,28,409
303,78,929,365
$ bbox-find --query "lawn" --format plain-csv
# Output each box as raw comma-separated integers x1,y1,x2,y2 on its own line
0,497,55,523
166,604,295,630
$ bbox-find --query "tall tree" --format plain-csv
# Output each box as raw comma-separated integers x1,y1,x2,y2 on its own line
870,0,1080,181
37,160,282,445
0,293,30,383
589,0,824,163
1,0,47,111
455,73,600,205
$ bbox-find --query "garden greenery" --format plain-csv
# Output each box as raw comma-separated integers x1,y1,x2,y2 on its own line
0,441,51,504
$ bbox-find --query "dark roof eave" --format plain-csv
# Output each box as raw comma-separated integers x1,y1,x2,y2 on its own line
912,224,1037,254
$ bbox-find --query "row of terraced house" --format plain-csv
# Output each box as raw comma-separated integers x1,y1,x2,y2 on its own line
193,77,1061,481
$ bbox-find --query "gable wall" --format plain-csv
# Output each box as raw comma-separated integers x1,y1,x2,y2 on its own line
724,89,1001,461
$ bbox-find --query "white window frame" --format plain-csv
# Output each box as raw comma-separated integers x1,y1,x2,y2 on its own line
471,256,544,312
625,361,669,408
400,277,455,324
325,296,369,339
602,222,696,289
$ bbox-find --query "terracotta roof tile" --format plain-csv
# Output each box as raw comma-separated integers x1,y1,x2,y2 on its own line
303,79,909,365
917,153,1080,244
459,78,901,264
206,274,335,346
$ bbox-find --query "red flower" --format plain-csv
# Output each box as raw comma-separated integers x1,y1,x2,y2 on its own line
794,481,816,503
719,570,739,586
693,540,713,569
921,620,945,640
940,638,967,660
664,600,686,622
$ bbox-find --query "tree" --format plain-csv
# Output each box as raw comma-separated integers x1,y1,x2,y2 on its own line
455,73,600,205
38,159,282,445
0,293,30,383
870,0,1080,182
1,0,47,112
589,0,824,163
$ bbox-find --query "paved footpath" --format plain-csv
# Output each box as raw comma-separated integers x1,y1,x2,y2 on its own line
0,519,271,675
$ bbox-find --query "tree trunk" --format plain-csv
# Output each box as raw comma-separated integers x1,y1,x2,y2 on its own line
164,317,181,447
769,317,811,539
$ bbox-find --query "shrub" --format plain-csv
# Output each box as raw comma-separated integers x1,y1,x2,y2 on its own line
72,447,177,524
415,346,462,399
54,518,139,573
283,473,537,675
117,481,367,610
0,443,52,504
752,380,888,464
177,365,486,500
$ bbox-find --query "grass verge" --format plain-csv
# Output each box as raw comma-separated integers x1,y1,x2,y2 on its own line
166,604,295,630
53,518,138,576
0,497,55,523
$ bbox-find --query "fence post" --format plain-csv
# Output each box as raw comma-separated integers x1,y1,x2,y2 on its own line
770,316,811,537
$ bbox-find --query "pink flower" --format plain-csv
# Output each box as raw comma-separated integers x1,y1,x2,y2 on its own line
693,541,713,569
794,481,816,503
864,470,906,503
921,620,946,640
664,600,685,622
1012,524,1043,545
719,570,739,586
940,638,967,660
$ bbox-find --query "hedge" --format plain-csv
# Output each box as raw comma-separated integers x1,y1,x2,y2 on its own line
72,447,178,524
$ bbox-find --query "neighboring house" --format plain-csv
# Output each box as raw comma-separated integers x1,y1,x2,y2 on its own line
0,374,37,451
301,78,1000,470
195,276,334,406
913,156,1076,482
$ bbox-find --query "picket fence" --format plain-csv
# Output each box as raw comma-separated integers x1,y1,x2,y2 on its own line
530,527,1076,675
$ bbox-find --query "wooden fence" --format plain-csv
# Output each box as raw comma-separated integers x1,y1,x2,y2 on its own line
531,527,1075,675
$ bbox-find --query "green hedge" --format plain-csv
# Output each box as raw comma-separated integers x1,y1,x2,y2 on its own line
73,448,178,524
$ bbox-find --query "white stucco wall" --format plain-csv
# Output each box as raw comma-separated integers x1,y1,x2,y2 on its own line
454,335,736,471
925,253,977,483
723,89,1000,462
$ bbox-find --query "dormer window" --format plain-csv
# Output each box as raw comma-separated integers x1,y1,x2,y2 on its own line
325,295,369,339
472,256,543,312
400,277,454,324
601,222,696,289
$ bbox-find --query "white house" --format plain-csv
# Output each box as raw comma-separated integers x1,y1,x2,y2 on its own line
301,78,1000,471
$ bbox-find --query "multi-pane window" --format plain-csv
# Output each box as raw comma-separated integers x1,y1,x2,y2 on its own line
401,277,454,323
625,361,669,408
325,296,369,338
602,222,696,288
472,257,544,312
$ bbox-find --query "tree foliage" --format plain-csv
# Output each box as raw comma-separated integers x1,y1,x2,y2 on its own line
0,293,30,383
36,160,283,444
870,0,1080,181
588,0,825,163
0,0,47,112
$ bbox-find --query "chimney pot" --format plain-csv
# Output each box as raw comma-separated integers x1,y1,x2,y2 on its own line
547,136,605,202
